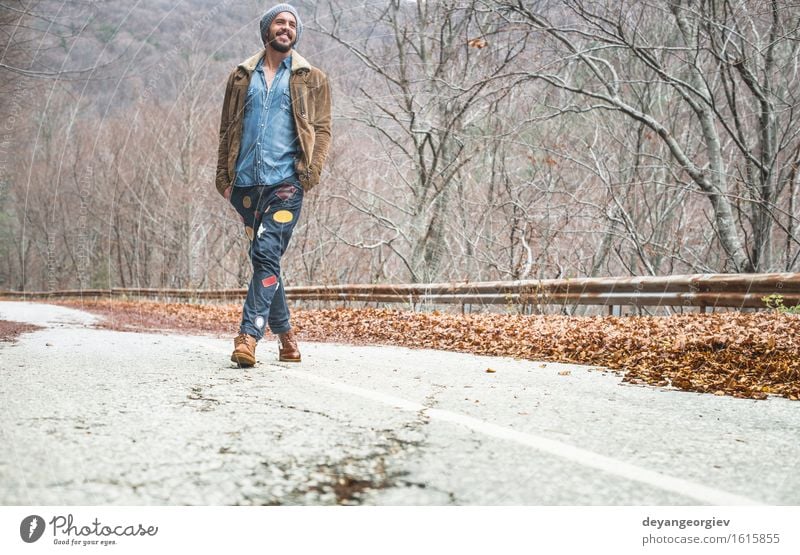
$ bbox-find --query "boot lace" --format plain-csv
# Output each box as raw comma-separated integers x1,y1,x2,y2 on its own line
234,333,252,347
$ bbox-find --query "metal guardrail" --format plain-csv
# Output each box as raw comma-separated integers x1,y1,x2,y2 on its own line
1,273,798,312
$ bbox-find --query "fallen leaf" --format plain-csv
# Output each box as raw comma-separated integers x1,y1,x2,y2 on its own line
49,300,800,401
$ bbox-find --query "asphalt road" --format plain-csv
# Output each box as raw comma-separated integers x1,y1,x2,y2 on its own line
1,301,798,505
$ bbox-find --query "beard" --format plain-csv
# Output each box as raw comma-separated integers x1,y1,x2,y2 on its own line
267,30,293,53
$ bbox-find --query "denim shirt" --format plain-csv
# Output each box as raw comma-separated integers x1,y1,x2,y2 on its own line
234,56,299,187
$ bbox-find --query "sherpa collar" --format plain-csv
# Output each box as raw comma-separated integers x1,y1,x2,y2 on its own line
237,49,311,74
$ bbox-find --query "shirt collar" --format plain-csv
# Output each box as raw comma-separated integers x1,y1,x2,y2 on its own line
255,55,293,73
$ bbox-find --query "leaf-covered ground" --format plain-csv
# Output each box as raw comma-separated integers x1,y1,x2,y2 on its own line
47,299,800,401
0,320,43,342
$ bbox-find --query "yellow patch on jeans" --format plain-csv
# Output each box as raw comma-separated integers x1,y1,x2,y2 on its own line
273,210,293,224
245,226,254,240
242,195,252,209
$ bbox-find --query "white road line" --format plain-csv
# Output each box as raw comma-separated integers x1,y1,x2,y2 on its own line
281,368,762,506
197,338,763,505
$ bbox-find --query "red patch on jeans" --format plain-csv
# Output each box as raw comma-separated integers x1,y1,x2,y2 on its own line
261,275,278,288
275,184,296,201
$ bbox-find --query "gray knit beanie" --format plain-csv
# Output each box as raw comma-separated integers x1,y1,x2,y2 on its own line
260,4,302,47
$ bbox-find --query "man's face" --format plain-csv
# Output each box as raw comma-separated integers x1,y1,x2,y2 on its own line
266,12,297,53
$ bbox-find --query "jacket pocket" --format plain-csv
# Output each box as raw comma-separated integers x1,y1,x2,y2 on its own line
297,87,307,119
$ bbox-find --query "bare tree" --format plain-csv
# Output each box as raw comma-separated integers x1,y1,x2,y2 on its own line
496,0,800,272
313,0,528,282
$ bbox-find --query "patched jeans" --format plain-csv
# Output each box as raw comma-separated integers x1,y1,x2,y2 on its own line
229,182,303,341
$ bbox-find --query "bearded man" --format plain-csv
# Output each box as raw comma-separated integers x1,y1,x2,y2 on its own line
215,3,332,366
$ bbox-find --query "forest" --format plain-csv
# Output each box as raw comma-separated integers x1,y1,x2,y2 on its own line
1,0,799,291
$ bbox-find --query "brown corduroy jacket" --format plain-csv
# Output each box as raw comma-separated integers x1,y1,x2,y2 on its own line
215,49,332,195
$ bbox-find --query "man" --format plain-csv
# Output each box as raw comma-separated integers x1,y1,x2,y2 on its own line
215,3,331,366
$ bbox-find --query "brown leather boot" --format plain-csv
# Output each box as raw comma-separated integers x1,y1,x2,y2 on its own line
231,333,257,367
278,329,301,362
